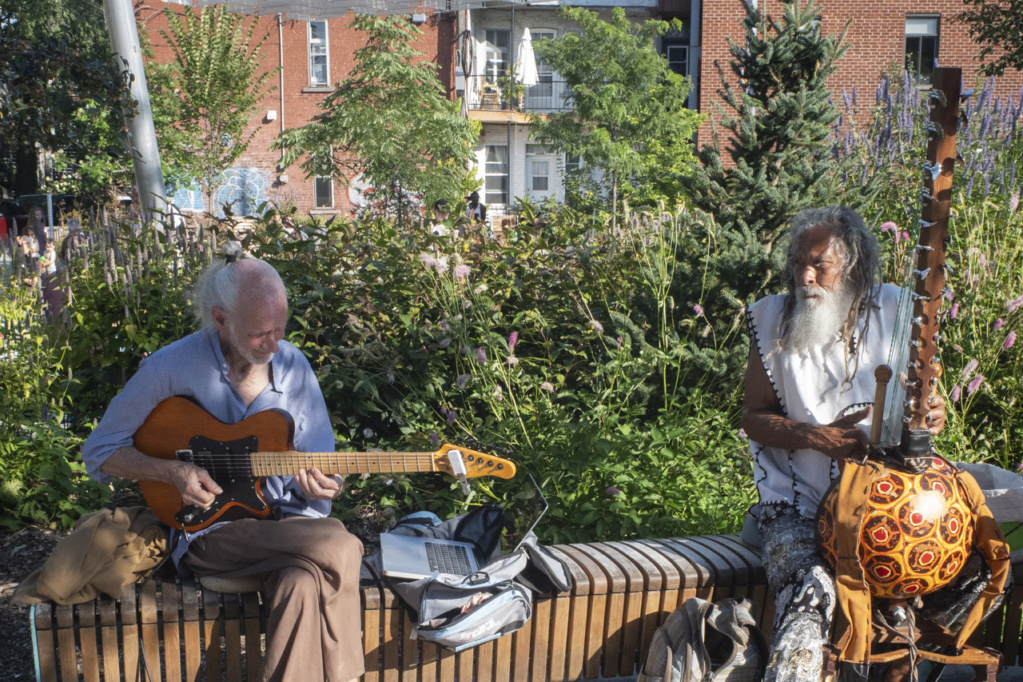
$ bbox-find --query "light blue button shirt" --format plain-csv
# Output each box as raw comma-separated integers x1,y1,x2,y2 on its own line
82,325,335,567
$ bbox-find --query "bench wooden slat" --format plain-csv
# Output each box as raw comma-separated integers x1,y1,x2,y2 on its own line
361,582,381,682
55,602,77,682
160,581,181,682
492,624,513,682
243,592,262,682
583,543,647,677
381,588,400,682
529,596,553,681
510,598,535,681
180,580,201,681
98,597,120,682
606,541,672,672
33,604,58,682
202,585,223,682
222,593,244,682
77,599,100,682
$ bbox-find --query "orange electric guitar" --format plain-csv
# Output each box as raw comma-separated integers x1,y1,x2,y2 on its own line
134,396,516,533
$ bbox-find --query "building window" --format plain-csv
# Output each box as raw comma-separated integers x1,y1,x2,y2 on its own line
664,44,689,77
564,154,582,174
485,145,509,205
484,29,510,85
314,176,334,208
309,21,329,88
526,144,553,192
905,16,939,84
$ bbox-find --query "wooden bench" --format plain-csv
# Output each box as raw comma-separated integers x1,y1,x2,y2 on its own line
29,535,1023,681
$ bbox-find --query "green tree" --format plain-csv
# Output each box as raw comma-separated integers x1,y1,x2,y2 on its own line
276,14,479,226
0,0,129,200
529,7,702,224
152,6,276,216
956,0,1023,77
665,0,873,383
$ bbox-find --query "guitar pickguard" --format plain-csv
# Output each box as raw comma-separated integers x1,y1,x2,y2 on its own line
174,434,277,531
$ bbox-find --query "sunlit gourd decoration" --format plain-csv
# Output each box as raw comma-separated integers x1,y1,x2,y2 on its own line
817,455,975,598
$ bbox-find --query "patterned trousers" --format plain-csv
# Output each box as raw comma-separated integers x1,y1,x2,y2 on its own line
757,503,999,682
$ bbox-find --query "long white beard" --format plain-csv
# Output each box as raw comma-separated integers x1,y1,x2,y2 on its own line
783,283,855,352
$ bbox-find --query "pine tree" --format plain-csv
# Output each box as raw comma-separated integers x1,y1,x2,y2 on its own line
666,0,876,385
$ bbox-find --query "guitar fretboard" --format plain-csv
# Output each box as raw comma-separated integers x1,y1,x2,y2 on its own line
249,451,438,477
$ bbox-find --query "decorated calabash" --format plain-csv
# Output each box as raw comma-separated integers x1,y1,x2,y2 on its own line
817,455,975,599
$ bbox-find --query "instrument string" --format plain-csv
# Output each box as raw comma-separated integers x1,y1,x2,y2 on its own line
880,240,917,446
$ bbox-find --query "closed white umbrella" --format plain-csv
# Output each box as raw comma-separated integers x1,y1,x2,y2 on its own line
516,28,539,87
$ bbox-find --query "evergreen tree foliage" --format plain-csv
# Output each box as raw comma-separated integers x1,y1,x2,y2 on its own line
277,14,478,226
665,0,874,386
529,7,702,220
152,6,276,216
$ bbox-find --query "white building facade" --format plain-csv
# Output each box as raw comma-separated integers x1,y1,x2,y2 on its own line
456,0,702,217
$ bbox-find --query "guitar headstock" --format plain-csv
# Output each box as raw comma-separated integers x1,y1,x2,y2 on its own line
433,443,517,479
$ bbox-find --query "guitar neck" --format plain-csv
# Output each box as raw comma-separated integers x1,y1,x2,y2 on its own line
248,451,439,477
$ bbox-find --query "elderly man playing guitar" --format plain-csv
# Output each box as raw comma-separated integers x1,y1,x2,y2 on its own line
83,255,364,682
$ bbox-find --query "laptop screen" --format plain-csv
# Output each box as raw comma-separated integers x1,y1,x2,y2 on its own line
500,473,549,554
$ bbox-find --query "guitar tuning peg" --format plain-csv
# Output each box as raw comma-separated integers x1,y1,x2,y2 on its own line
925,121,944,140
928,89,947,107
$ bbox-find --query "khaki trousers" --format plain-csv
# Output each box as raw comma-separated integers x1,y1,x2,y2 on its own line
183,516,365,682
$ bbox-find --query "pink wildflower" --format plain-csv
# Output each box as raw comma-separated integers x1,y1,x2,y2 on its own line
507,355,519,366
456,374,470,389
961,358,979,382
493,385,503,401
900,231,910,243
1011,191,1020,214
880,221,898,233
508,331,518,351
476,348,486,364
995,318,1005,330
453,264,471,279
540,381,554,393
950,384,961,402
606,487,621,496
950,303,959,319
694,304,705,317
589,319,604,334
1006,331,1017,350
967,373,985,395
1008,296,1023,313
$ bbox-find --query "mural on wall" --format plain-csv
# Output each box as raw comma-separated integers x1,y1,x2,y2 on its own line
169,168,272,217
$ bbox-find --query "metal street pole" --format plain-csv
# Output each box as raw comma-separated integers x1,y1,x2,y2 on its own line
103,0,167,222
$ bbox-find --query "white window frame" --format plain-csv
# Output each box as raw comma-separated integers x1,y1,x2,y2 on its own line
314,176,334,209
484,29,510,85
905,15,940,83
308,21,330,88
484,144,509,206
526,144,554,193
564,154,582,175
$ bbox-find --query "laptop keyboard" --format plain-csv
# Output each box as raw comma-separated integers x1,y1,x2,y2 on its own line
425,542,472,575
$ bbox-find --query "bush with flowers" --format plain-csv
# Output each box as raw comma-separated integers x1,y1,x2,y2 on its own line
3,69,1023,541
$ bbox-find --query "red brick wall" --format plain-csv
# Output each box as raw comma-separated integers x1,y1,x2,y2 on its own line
140,2,455,216
697,0,1023,150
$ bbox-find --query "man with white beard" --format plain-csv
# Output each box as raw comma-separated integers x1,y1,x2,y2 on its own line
740,206,947,682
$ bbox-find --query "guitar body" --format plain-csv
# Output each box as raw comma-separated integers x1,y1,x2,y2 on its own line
135,396,294,532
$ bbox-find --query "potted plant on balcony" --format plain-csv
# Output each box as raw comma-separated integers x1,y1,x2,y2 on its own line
496,66,528,111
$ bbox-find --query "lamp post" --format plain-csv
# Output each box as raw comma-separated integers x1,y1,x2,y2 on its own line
103,0,167,222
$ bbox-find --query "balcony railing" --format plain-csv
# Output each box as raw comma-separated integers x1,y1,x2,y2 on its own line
464,75,573,113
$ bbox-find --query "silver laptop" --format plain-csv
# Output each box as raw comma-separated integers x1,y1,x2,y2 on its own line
380,474,548,580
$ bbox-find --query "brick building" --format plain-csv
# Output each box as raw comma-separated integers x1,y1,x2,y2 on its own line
139,1,456,218
137,0,1022,217
698,1,1023,147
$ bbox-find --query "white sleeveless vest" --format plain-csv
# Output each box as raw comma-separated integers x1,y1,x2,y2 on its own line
746,283,907,517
